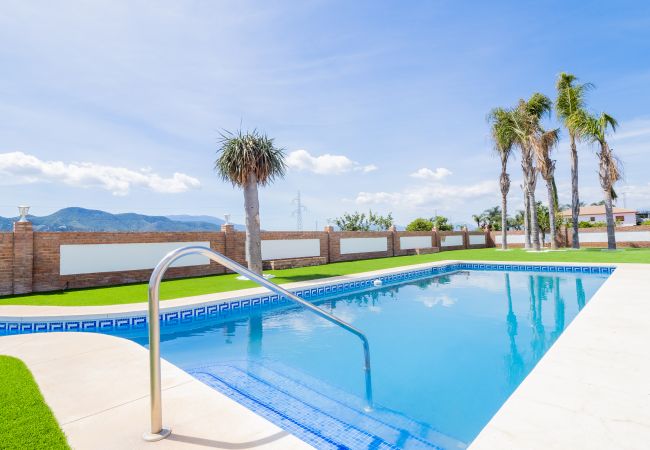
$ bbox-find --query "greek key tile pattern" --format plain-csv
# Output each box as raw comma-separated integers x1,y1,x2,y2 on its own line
0,263,614,335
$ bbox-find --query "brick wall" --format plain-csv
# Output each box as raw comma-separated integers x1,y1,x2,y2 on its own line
32,231,226,292
12,222,33,295
393,231,438,256
2,223,491,295
328,231,394,262
568,225,650,248
491,226,650,248
0,232,13,296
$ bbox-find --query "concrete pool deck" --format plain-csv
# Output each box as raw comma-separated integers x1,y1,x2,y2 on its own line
0,332,313,450
1,260,649,449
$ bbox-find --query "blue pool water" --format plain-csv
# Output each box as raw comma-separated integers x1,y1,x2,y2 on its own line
115,268,607,449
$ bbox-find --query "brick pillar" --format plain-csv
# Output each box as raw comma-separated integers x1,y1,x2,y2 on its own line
486,229,494,247
432,227,439,248
13,221,33,294
462,226,469,249
388,225,397,256
323,226,334,263
221,224,236,269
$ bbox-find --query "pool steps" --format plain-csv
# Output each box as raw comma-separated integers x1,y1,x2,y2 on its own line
188,360,466,450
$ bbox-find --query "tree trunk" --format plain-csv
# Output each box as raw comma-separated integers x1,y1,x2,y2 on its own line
243,174,263,275
569,133,580,249
501,192,508,250
547,180,557,250
599,142,616,250
500,160,510,250
523,186,531,249
603,180,617,250
529,189,541,251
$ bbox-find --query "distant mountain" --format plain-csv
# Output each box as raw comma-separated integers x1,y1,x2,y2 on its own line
166,214,244,230
0,207,241,232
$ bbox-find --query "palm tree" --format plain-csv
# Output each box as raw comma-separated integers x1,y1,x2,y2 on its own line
215,130,287,274
472,214,484,230
556,73,594,249
569,112,621,249
488,108,516,249
489,94,551,251
520,94,553,251
532,128,560,249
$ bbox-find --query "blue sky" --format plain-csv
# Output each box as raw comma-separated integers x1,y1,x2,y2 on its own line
1,0,649,229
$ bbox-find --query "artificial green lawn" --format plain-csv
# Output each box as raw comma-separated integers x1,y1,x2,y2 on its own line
2,247,649,307
0,356,70,450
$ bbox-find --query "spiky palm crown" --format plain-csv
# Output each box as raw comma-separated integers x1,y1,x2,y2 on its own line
555,72,594,136
215,129,287,187
567,111,618,145
488,93,552,157
488,107,516,163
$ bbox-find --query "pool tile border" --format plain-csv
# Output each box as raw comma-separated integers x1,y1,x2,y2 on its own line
0,262,614,335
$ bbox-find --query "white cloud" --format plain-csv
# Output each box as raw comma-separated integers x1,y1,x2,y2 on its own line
356,180,496,207
286,149,377,175
410,167,452,181
0,152,201,196
418,294,456,308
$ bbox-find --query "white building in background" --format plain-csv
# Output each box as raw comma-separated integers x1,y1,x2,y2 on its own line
560,206,637,226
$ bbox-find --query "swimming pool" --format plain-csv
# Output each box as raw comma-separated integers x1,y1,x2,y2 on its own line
105,265,607,449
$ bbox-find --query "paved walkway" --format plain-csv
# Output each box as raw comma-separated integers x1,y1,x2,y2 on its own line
0,332,312,450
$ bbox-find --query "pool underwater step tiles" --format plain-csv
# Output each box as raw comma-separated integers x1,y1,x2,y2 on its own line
0,263,614,335
242,361,467,450
188,360,466,450
240,361,466,449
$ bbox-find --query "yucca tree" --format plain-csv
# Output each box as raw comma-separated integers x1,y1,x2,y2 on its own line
556,73,593,249
215,130,287,274
488,108,516,249
532,128,560,249
569,111,620,249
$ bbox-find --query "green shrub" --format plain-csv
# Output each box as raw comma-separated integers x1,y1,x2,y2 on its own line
578,221,607,228
406,218,434,231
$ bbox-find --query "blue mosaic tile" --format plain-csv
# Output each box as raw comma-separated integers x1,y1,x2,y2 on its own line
98,319,114,330
81,320,97,331
0,262,615,337
49,322,64,332
65,322,80,331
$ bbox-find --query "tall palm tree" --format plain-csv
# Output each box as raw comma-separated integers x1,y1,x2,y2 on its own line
489,95,550,252
569,112,621,249
488,108,515,249
556,73,594,249
521,94,553,252
532,128,560,249
472,213,484,230
215,130,287,274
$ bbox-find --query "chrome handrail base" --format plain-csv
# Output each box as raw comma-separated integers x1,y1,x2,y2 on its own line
143,428,171,442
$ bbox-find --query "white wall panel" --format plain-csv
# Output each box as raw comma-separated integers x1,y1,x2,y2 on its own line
579,231,650,243
400,236,432,250
340,237,387,254
578,232,607,243
60,242,210,275
261,239,321,260
469,234,486,245
440,235,464,247
494,234,529,244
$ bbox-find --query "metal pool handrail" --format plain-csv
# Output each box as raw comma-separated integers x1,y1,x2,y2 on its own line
143,245,373,442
